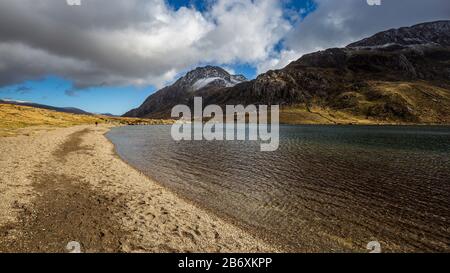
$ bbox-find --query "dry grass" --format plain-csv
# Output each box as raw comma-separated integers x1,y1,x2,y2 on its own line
0,104,174,137
280,105,381,125
368,81,450,123
280,81,450,125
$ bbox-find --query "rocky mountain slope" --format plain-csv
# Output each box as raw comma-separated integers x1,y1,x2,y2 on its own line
348,20,450,48
125,21,450,124
124,66,247,118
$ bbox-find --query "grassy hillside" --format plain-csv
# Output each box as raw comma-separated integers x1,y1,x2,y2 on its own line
280,106,376,125
0,104,173,137
280,81,450,125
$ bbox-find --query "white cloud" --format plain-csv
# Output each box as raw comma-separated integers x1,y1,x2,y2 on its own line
256,49,303,73
199,0,291,63
223,66,236,75
0,0,290,90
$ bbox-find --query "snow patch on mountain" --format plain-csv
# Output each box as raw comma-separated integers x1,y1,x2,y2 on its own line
193,77,224,91
192,76,245,91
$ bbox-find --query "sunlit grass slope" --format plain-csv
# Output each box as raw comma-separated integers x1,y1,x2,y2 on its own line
280,81,450,125
0,104,173,136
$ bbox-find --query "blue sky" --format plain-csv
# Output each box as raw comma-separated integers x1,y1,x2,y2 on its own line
0,76,155,115
168,0,316,16
167,0,211,12
0,0,447,115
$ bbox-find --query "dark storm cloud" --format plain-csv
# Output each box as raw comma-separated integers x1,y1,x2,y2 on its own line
0,0,289,90
0,0,182,88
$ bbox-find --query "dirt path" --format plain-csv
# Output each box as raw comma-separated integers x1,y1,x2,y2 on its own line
0,126,274,253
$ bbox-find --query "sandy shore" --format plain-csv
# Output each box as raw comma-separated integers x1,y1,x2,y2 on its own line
0,125,274,253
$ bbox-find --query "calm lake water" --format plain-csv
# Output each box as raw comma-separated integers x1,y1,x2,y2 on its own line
107,125,450,252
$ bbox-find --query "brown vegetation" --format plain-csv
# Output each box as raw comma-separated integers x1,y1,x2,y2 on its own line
0,103,174,137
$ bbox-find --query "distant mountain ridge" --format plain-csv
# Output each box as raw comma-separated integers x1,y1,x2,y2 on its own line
348,20,450,48
124,21,450,124
0,99,91,115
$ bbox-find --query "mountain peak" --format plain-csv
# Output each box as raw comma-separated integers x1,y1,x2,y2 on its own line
347,20,450,48
175,65,247,91
123,65,247,118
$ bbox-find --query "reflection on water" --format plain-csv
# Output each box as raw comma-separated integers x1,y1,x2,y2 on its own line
107,125,450,252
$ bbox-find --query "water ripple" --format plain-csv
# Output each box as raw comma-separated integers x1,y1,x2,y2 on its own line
107,125,450,252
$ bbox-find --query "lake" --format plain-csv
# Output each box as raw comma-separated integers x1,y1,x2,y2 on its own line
107,125,450,252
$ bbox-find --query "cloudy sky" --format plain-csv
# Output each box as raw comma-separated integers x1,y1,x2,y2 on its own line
0,0,448,115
